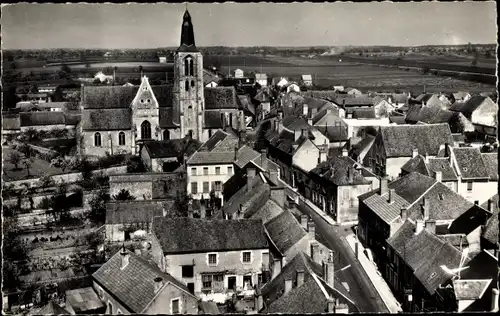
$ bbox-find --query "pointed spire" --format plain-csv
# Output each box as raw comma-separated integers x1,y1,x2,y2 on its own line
178,7,197,52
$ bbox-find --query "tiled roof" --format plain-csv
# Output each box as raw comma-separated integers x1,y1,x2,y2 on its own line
238,95,256,115
204,86,239,109
458,250,499,281
234,145,261,169
264,210,307,254
143,139,198,158
64,113,82,126
453,280,492,300
203,111,224,128
82,85,173,109
351,134,376,159
482,205,498,245
186,152,235,165
20,111,65,126
427,158,458,181
379,123,454,158
158,107,177,128
401,155,429,176
222,178,270,216
93,249,192,313
452,147,489,179
350,108,377,119
199,130,237,152
282,115,311,131
316,125,350,142
448,204,492,236
481,153,498,181
362,190,408,224
405,105,474,132
105,200,169,224
2,113,20,130
334,96,374,107
152,217,268,254
449,96,488,113
310,156,371,186
248,199,284,224
82,108,132,131
65,287,104,313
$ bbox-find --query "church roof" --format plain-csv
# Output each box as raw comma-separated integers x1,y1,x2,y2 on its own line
81,85,173,109
82,108,132,131
178,10,198,52
204,87,239,109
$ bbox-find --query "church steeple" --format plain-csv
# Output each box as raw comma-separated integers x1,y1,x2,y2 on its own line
178,9,197,52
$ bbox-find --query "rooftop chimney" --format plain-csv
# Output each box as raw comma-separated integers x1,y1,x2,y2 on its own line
400,206,408,221
303,104,309,116
270,186,285,208
300,215,309,230
307,221,316,240
379,177,388,196
424,220,436,234
492,288,499,312
342,149,348,157
120,246,129,270
327,299,335,313
388,189,395,204
284,277,293,295
311,242,320,264
234,146,239,160
154,277,164,293
412,148,419,158
247,168,256,192
434,171,442,182
260,149,268,170
296,270,305,287
415,219,425,235
422,197,429,220
324,251,334,289
488,199,493,212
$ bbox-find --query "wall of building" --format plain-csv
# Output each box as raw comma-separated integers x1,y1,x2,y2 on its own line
456,179,497,205
472,99,497,127
163,249,268,297
144,283,199,314
292,140,321,173
336,184,373,224
82,130,134,157
20,124,66,132
343,118,392,139
187,163,234,200
151,157,178,173
109,179,154,200
386,157,413,180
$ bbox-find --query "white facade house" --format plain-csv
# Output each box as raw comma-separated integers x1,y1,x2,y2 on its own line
233,68,244,78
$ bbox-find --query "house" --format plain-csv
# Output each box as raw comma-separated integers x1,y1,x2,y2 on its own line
253,90,271,120
364,123,454,179
284,82,301,93
255,73,268,87
308,153,377,224
103,51,113,58
275,77,289,88
94,71,114,83
385,220,466,312
405,105,475,134
16,93,50,103
260,252,357,314
203,69,221,88
93,247,199,314
333,95,374,109
105,199,174,242
449,96,498,136
150,217,269,303
19,112,66,131
372,96,396,117
345,88,363,96
140,138,201,172
301,75,313,86
37,85,58,94
387,93,409,108
237,95,256,128
412,93,451,109
311,107,350,148
186,130,241,201
452,91,472,103
358,172,485,271
159,56,167,63
109,172,185,201
437,146,498,204
233,68,244,78
333,85,345,92
349,134,376,164
64,287,106,314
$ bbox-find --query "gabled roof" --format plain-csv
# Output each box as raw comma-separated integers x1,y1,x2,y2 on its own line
82,108,132,131
401,154,429,176
362,189,408,224
93,248,194,313
204,86,239,109
222,176,270,216
105,200,171,224
81,85,173,109
448,204,492,236
449,96,490,113
351,108,377,119
351,134,376,159
481,153,498,181
316,125,350,142
389,115,407,125
310,156,371,186
65,287,104,313
20,111,65,126
301,74,312,81
152,217,268,254
187,130,239,165
453,280,492,300
248,199,284,224
452,147,489,179
264,210,307,254
143,138,199,159
234,146,261,169
481,200,498,245
426,158,459,181
238,94,256,115
334,96,374,107
379,123,454,158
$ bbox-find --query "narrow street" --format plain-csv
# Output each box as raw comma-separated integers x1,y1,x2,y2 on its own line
295,198,390,313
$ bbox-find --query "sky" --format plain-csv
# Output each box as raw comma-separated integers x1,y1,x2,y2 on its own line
1,2,497,49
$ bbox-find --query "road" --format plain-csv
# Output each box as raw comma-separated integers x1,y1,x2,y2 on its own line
295,198,389,313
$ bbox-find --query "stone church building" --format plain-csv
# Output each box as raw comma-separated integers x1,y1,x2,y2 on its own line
79,10,245,156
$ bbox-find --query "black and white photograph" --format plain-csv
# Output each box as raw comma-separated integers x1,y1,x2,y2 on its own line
1,1,498,314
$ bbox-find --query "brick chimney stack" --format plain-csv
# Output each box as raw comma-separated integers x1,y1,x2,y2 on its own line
154,277,164,293
311,242,320,264
388,189,395,204
247,168,256,192
300,215,309,230
120,245,129,270
307,221,316,240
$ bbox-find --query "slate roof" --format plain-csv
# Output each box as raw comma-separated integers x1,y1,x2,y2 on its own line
401,155,429,176
152,217,268,254
248,199,284,224
204,87,239,109
481,153,498,181
379,124,454,158
452,147,489,179
143,139,191,158
20,111,66,126
105,200,169,224
449,96,489,113
234,146,261,169
362,190,409,224
2,113,21,130
310,156,372,186
453,280,492,300
93,248,193,313
81,85,173,109
65,287,104,313
82,108,132,131
426,158,459,181
264,210,308,254
316,125,350,142
482,203,498,245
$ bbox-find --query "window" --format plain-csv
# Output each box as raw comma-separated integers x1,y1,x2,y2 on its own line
228,166,233,175
184,59,189,76
117,309,122,315
203,181,210,193
203,167,209,175
202,275,212,289
141,120,151,139
215,167,221,175
182,265,194,278
191,182,198,194
214,181,222,192
171,298,180,314
118,131,125,146
343,189,350,201
191,80,195,87
242,251,251,263
163,129,170,140
107,301,113,314
185,80,189,91
189,59,194,76
243,275,253,288
467,181,473,192
208,253,218,266
94,132,102,147
191,168,197,176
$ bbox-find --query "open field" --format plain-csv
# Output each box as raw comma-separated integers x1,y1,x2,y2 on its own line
2,146,66,181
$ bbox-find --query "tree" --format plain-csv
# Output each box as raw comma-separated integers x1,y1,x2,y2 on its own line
21,182,36,210
112,189,136,201
23,158,33,177
8,151,22,170
50,182,70,223
87,189,110,225
61,64,71,74
38,174,55,190
2,214,27,292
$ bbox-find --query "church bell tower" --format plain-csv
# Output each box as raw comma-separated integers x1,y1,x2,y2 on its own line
173,9,204,141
